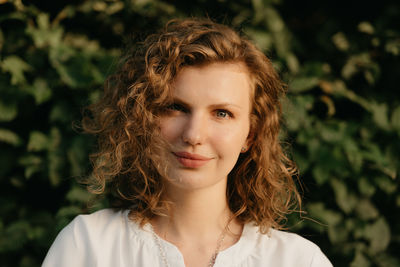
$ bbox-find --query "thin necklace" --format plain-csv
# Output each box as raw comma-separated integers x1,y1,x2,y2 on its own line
150,222,229,267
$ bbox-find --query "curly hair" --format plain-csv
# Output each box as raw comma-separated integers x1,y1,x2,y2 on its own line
82,18,300,232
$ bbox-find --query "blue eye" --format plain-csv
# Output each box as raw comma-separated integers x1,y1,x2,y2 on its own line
216,110,231,118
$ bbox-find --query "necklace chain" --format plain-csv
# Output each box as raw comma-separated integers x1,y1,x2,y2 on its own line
208,229,226,267
150,223,228,267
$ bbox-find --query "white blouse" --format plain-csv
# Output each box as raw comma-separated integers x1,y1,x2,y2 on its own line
42,209,333,267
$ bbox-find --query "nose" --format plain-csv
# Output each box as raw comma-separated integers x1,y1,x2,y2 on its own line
182,112,207,146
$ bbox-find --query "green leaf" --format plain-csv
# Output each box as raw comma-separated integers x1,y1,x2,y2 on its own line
67,137,90,176
27,131,49,152
355,199,379,220
50,49,97,88
25,165,43,179
307,202,343,226
110,2,125,14
282,98,304,131
18,154,43,178
370,102,390,130
1,55,32,85
331,178,357,214
26,225,46,241
49,127,62,150
362,143,395,178
37,13,50,29
327,223,348,244
66,186,91,204
390,106,400,135
47,128,63,186
375,176,397,194
358,177,376,197
289,77,319,93
341,53,374,80
0,128,21,146
350,251,371,267
89,90,101,104
263,6,285,32
56,206,81,218
318,122,345,143
358,21,374,34
0,100,17,122
18,155,42,166
286,52,300,74
364,218,391,254
244,28,273,52
49,43,75,64
385,39,400,56
261,7,291,58
50,103,71,123
332,32,350,51
312,165,330,185
29,78,52,105
344,139,363,172
25,13,63,48
292,151,311,172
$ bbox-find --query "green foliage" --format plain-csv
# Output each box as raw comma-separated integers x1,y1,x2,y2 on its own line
0,0,398,266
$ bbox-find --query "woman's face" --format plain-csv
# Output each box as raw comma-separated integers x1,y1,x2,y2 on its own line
159,62,252,191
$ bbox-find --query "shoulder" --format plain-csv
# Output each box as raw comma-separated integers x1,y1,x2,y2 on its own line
267,228,320,251
58,208,128,242
57,208,132,244
42,209,134,267
71,208,127,230
244,226,333,267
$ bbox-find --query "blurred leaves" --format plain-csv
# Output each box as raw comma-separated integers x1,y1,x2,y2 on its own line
365,218,391,254
1,55,32,85
25,13,64,48
0,0,399,266
27,131,49,152
0,128,21,146
28,78,52,105
0,100,17,121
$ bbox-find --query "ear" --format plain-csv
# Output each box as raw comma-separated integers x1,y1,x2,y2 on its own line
241,131,254,153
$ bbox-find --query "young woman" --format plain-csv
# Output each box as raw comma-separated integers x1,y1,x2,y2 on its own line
43,18,333,267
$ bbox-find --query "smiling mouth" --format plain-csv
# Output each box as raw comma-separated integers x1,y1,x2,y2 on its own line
172,152,212,168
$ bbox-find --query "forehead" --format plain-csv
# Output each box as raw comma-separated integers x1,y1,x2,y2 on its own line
172,62,252,105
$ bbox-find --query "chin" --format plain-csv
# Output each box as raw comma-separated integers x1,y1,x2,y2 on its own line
164,172,227,191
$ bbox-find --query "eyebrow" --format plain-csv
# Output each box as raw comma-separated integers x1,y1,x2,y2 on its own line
172,97,243,110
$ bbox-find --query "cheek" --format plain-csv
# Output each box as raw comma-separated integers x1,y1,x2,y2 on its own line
160,117,182,141
211,123,250,153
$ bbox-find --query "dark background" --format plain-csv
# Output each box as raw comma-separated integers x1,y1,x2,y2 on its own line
0,0,399,266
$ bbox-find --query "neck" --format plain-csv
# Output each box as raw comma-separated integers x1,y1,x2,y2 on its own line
150,180,244,267
152,180,241,245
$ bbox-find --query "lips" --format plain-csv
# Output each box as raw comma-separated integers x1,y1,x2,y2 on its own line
172,152,212,168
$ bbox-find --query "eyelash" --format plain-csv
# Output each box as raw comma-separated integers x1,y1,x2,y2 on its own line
166,104,233,119
215,109,233,118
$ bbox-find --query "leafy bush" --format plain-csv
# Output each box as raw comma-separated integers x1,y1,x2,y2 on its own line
0,0,398,266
